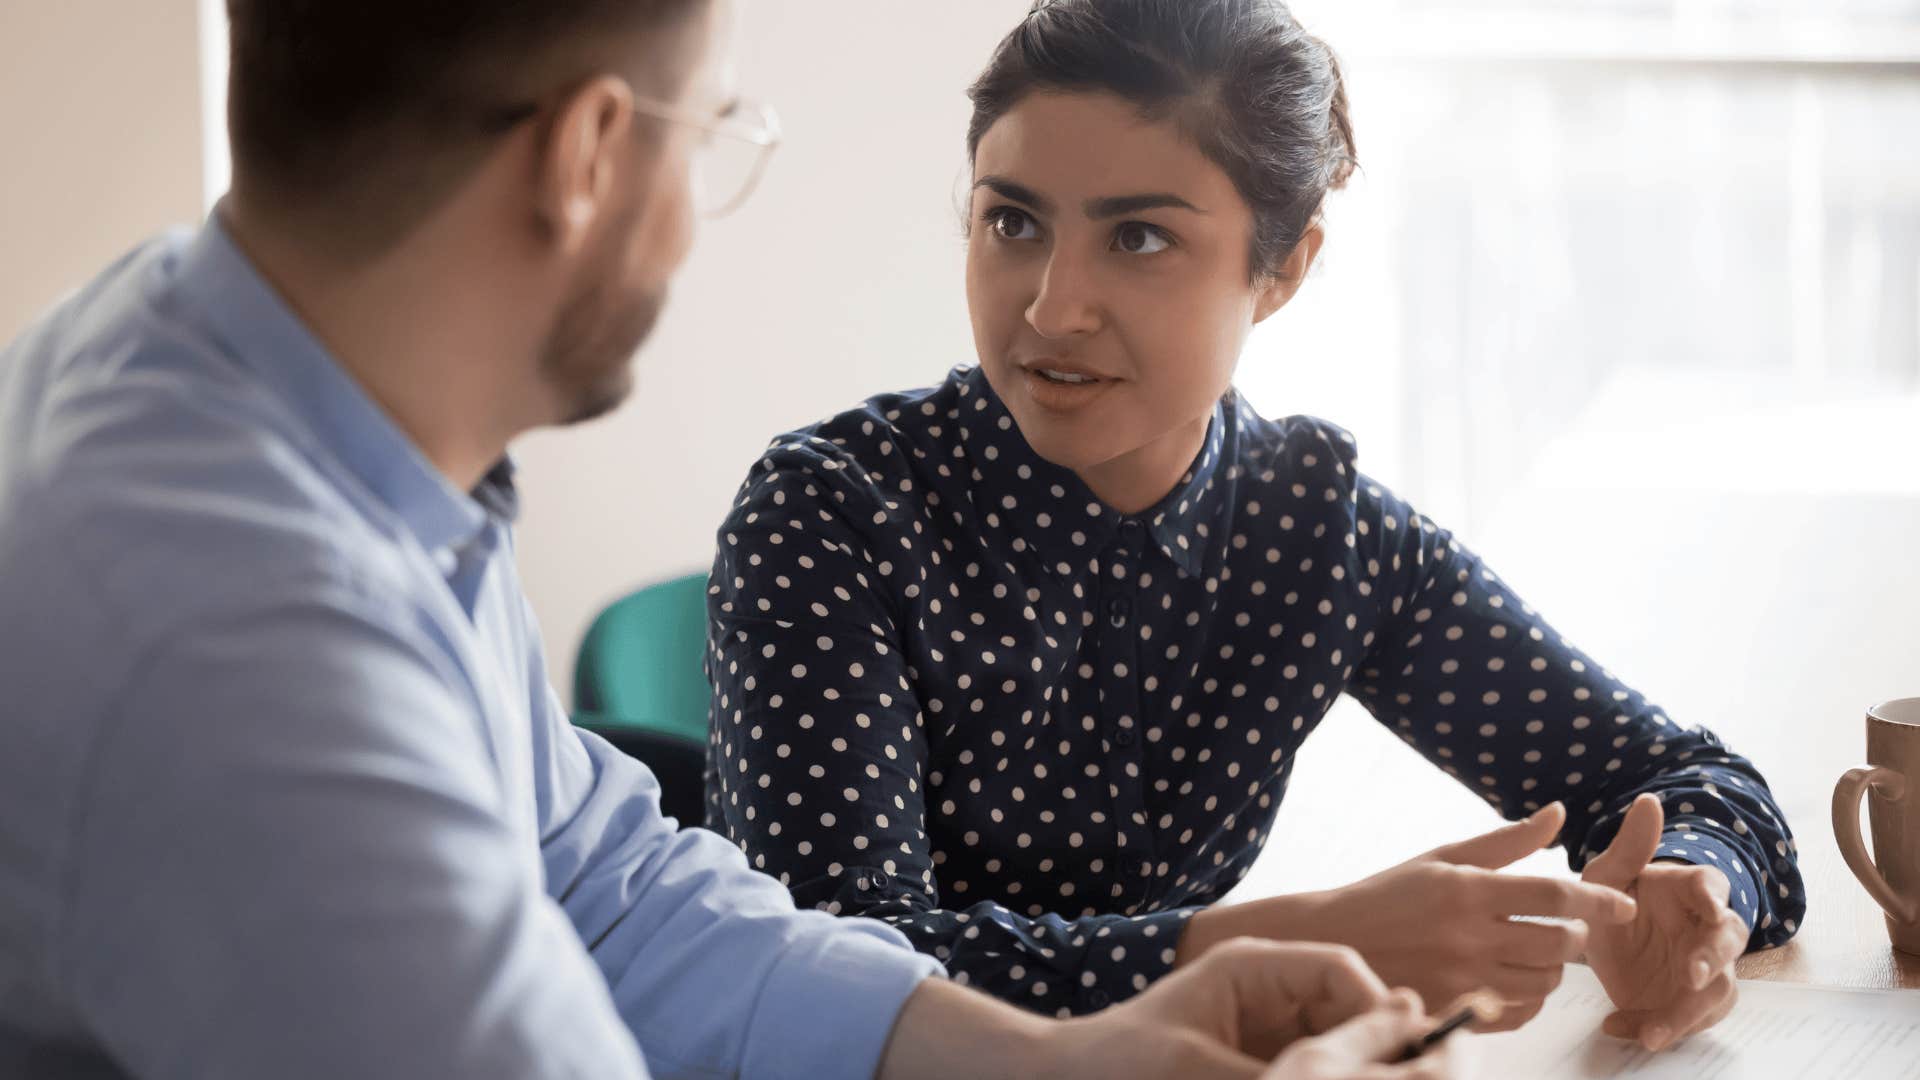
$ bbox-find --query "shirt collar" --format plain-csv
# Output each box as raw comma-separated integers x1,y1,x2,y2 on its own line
958,366,1230,579
169,210,513,556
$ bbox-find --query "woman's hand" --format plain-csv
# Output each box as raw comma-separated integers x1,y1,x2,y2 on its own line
1263,990,1474,1080
1177,803,1637,1030
1583,794,1749,1051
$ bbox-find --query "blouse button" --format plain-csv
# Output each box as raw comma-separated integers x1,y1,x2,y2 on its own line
1087,989,1112,1010
1106,597,1130,628
1115,728,1136,749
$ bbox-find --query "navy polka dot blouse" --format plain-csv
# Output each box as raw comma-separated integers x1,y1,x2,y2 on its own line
704,365,1804,1017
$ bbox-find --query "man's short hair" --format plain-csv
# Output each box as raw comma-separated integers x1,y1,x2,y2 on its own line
225,1,703,250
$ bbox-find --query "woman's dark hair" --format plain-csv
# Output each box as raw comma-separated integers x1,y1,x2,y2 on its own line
967,0,1357,281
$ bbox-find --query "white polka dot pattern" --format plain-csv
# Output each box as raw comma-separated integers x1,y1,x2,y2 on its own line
704,365,1803,1016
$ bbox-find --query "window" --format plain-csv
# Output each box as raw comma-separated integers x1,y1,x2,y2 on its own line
1228,4,1920,895
1241,0,1920,529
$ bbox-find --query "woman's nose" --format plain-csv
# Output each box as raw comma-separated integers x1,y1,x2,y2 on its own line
1025,253,1103,340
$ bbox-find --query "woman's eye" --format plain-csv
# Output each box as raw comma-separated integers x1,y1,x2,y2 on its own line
989,208,1039,241
1112,222,1172,255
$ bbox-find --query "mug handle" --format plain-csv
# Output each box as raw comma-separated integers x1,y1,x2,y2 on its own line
1833,766,1920,925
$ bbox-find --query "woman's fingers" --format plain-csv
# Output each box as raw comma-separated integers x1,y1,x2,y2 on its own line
1486,963,1565,1002
1583,794,1664,892
1467,965,1564,1031
1601,1010,1640,1042
1486,996,1545,1033
1603,973,1737,1050
1680,979,1740,1038
1686,865,1733,917
1483,874,1636,924
1495,917,1589,968
1429,803,1566,871
1686,913,1748,990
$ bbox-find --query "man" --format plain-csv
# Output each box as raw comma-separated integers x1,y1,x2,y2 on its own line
0,2,1463,1078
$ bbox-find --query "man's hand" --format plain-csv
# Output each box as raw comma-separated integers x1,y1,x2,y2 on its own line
1264,989,1473,1080
1059,940,1470,1079
1178,803,1637,1031
881,939,1475,1079
1583,794,1749,1052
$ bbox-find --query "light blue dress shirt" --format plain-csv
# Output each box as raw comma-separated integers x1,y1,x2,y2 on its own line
0,217,940,1080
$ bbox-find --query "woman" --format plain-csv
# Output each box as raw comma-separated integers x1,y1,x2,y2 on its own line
704,0,1803,1049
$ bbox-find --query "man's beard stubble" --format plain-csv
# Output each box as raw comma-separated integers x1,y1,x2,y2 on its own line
538,257,667,427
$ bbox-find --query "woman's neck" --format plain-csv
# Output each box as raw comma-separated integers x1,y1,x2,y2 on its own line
1074,410,1212,516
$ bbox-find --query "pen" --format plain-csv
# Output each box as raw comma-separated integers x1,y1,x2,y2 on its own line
1395,991,1503,1062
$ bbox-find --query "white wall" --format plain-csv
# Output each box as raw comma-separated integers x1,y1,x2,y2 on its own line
0,2,204,340
512,2,1034,696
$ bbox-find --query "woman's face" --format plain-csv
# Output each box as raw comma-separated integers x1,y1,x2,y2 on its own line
965,91,1310,510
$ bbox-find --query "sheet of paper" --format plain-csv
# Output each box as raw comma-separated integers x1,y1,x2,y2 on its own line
1477,964,1920,1079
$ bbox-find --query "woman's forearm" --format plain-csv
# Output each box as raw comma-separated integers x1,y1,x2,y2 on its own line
1173,889,1339,967
877,977,1058,1080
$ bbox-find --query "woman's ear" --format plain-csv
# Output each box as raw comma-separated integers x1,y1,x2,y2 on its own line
534,75,637,256
1252,223,1326,325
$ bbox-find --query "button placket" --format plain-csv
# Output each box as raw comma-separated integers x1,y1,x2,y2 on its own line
1097,533,1155,906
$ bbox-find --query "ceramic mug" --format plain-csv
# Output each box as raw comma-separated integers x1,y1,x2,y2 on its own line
1832,697,1920,955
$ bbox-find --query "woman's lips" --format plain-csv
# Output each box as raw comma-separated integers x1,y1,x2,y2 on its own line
1020,365,1117,412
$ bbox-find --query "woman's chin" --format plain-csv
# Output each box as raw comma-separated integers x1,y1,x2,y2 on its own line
1005,409,1118,475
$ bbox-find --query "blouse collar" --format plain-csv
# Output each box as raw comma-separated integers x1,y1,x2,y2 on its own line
955,366,1233,580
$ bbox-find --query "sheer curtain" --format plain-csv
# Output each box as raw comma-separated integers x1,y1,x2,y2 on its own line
1241,0,1920,529
1228,0,1920,901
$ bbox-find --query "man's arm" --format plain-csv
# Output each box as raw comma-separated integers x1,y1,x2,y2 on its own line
524,581,941,1080
531,708,943,1080
63,592,650,1080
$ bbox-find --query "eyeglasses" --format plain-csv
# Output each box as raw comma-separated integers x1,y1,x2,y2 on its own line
636,94,782,218
481,92,782,219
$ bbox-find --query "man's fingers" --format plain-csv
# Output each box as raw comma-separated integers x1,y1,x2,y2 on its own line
1431,803,1565,871
1200,939,1391,1038
1350,1051,1465,1080
1349,1008,1475,1080
1496,918,1589,968
1300,991,1427,1064
1490,876,1636,923
1170,1029,1266,1080
1582,794,1664,891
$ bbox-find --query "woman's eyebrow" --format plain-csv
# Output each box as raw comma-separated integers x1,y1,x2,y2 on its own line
1084,193,1204,218
973,177,1204,219
974,175,1054,213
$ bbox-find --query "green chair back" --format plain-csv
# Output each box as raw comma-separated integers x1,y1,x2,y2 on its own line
573,572,712,745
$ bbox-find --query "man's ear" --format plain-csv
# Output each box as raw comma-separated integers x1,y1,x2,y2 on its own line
534,75,637,255
1253,222,1326,325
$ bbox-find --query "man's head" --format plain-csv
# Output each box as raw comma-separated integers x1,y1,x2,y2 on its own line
225,0,728,426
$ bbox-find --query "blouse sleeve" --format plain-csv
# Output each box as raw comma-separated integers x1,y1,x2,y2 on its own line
1344,473,1804,947
705,438,1197,1016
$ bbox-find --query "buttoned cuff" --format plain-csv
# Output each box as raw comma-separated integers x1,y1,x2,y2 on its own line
1072,907,1201,1014
738,921,944,1080
1655,830,1760,933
